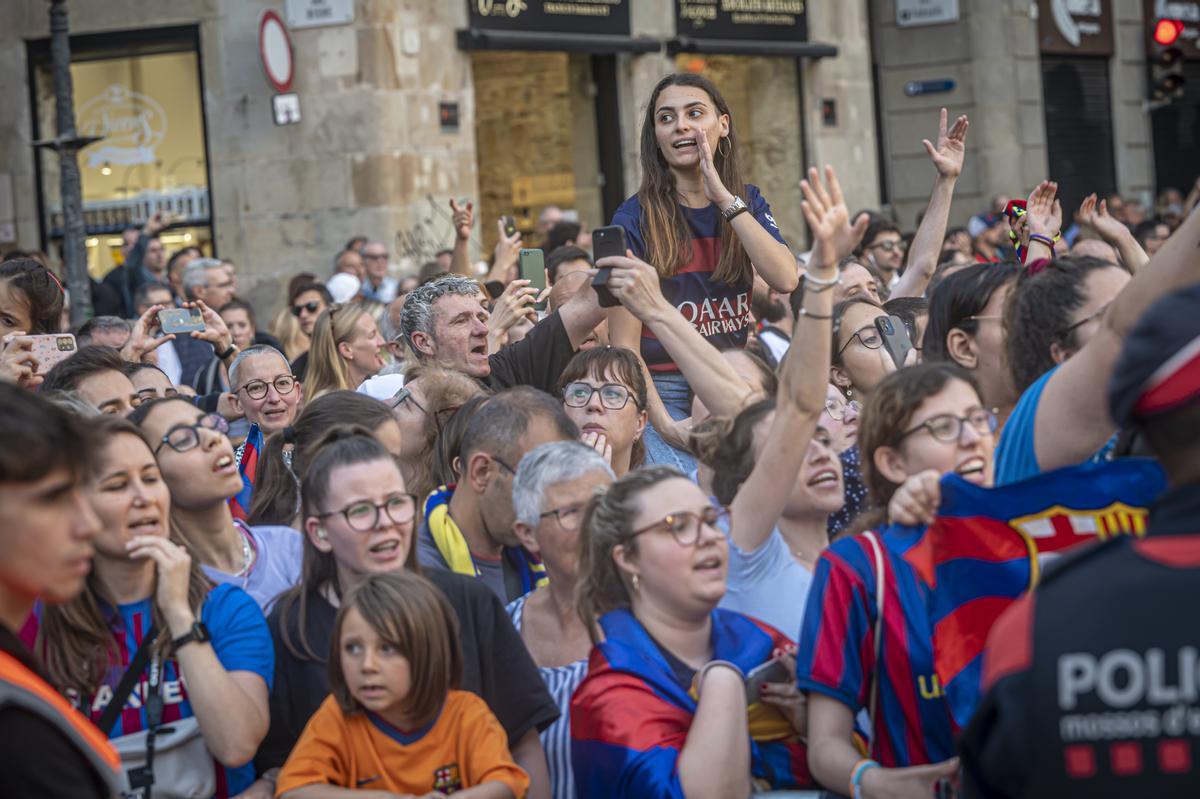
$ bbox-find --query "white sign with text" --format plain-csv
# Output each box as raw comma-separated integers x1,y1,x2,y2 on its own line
897,0,961,27
286,0,354,29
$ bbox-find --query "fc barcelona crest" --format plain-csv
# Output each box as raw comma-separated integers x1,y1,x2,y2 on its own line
433,762,463,793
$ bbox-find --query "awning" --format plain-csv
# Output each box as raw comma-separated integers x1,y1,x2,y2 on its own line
456,28,661,54
667,37,838,59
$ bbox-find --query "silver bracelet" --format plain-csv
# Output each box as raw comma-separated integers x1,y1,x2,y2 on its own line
693,659,745,697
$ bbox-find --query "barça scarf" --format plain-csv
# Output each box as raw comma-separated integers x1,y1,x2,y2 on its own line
423,486,548,594
228,423,263,522
895,458,1166,728
571,608,813,798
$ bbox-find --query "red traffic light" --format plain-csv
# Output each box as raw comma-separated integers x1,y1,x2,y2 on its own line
1154,19,1183,46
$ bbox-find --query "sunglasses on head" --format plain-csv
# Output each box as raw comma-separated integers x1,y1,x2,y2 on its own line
291,301,321,317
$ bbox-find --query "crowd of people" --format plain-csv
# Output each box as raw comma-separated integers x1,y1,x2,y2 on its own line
1,71,1199,799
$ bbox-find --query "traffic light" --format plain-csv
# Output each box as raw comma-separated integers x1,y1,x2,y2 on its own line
1150,19,1186,103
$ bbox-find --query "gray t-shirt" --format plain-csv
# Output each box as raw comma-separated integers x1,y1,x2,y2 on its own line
417,518,509,602
203,522,303,612
717,523,813,641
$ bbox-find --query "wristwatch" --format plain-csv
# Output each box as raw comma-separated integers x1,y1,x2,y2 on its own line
171,621,211,651
721,195,749,222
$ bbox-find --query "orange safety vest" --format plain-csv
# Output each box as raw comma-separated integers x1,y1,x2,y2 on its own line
0,649,122,796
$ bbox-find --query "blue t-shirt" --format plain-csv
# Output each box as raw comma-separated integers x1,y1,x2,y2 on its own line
717,522,813,641
993,369,1055,486
73,583,274,796
611,184,787,372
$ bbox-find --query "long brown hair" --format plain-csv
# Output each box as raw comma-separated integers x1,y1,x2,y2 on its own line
328,572,460,727
638,73,750,286
37,418,210,700
557,347,648,470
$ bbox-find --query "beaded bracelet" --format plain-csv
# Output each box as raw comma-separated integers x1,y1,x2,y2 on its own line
803,272,841,293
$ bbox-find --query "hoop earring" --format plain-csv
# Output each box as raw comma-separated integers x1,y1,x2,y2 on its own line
718,136,731,159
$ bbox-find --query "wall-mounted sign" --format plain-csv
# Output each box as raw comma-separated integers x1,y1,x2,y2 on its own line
78,84,168,168
1037,0,1113,55
272,93,302,126
467,0,631,37
896,0,960,28
675,0,809,41
259,11,295,93
285,0,354,29
1143,0,1200,59
904,78,956,96
440,102,460,133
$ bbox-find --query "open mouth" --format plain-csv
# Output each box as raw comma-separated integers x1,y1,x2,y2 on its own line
214,454,235,473
694,554,723,573
673,138,697,150
807,469,840,488
956,457,987,481
369,539,402,556
128,517,162,535
470,343,488,358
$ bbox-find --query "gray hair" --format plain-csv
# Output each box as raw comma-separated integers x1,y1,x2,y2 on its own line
75,315,132,347
229,344,290,389
399,274,482,356
358,239,387,256
181,258,225,300
512,440,615,528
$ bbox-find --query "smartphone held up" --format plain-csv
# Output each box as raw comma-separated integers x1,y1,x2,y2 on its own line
591,225,626,308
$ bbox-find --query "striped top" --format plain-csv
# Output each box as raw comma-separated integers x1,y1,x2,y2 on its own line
506,595,589,799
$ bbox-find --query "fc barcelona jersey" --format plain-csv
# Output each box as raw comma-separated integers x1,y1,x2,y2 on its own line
796,529,958,767
611,185,788,372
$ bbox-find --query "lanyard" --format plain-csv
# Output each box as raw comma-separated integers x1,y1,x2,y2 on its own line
127,653,164,798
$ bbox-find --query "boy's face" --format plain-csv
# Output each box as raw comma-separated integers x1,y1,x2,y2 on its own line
339,606,413,723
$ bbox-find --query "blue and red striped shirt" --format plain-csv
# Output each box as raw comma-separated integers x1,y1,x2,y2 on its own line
611,185,787,372
795,529,958,767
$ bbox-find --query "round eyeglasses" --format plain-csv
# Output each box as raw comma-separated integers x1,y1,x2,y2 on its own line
315,493,418,532
154,413,230,454
824,398,862,421
238,375,298,400
630,504,730,547
562,382,634,410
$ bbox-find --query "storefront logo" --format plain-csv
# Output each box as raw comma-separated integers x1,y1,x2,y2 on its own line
78,84,168,168
477,0,528,17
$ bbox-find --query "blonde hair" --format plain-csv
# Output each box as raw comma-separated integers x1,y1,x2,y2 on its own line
305,303,371,400
268,305,309,362
400,364,487,501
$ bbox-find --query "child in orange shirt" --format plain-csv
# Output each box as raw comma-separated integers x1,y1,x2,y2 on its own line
276,572,529,798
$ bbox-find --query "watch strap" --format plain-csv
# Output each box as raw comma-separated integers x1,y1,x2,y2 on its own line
171,621,210,651
722,195,749,222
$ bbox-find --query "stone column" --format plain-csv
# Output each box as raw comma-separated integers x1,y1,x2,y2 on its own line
1111,0,1156,207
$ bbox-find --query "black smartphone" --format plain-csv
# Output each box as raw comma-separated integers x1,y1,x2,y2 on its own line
875,314,913,368
591,225,627,308
519,248,547,311
158,307,205,335
744,659,791,704
502,215,518,238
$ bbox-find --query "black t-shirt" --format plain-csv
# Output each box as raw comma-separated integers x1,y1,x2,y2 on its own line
486,310,577,395
960,483,1200,799
0,626,111,799
291,351,309,383
256,569,559,771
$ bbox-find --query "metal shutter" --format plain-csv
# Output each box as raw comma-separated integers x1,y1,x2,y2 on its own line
1041,55,1117,223
1151,61,1200,197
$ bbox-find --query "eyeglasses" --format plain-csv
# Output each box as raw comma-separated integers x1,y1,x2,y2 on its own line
539,503,586,532
315,493,418,532
869,240,907,253
1060,301,1111,337
490,454,516,476
562,382,635,410
824,397,862,421
630,504,730,547
837,323,884,357
238,374,298,400
154,413,230,454
965,314,1002,323
291,301,322,317
899,409,998,444
363,252,389,260
390,387,426,414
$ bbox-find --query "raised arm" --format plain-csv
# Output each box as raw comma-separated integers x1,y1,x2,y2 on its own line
893,109,968,299
1032,204,1200,471
728,166,868,553
1077,193,1149,272
695,128,798,292
449,198,475,277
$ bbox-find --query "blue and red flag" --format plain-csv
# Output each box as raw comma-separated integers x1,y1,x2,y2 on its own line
571,607,813,798
228,423,263,522
897,458,1165,728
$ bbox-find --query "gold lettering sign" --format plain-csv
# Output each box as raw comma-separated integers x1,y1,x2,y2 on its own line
511,173,577,207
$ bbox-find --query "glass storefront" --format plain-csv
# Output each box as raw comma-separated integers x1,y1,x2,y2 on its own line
31,33,211,279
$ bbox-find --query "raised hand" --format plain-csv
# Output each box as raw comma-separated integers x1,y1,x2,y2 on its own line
696,128,735,209
450,198,474,242
601,251,671,322
1077,193,1129,244
120,304,175,364
887,469,942,527
186,299,234,354
923,108,969,179
0,333,40,389
800,165,871,271
1024,180,1062,238
488,218,522,284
